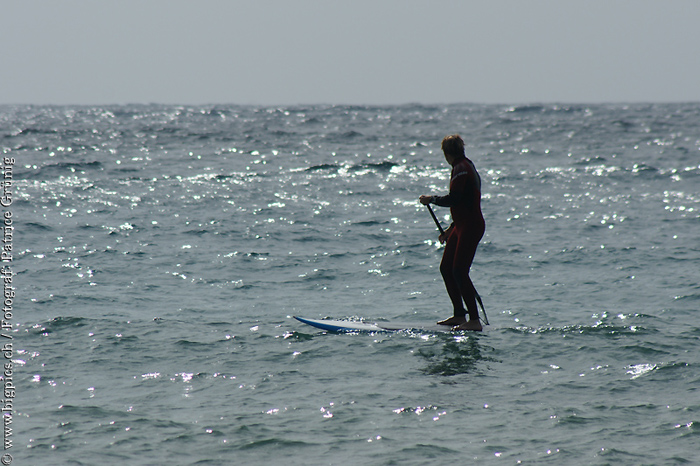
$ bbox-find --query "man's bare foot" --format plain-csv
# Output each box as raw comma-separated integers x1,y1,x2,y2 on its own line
453,320,482,331
437,315,467,326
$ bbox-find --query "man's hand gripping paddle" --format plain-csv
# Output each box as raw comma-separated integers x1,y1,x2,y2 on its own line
426,204,489,326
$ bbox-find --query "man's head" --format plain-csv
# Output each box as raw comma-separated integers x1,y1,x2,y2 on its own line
441,134,465,165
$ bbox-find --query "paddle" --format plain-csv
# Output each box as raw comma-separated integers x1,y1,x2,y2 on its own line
425,204,489,325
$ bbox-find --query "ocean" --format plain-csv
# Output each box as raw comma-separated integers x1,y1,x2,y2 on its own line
4,103,700,464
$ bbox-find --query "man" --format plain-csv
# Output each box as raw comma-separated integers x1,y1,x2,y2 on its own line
419,134,485,331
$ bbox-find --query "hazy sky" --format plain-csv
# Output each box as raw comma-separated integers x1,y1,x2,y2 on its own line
3,1,699,106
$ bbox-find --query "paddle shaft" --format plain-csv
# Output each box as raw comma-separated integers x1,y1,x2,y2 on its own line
427,204,444,235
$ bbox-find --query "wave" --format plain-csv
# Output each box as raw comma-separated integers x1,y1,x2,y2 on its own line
304,160,397,173
24,221,54,231
22,161,103,179
506,105,546,114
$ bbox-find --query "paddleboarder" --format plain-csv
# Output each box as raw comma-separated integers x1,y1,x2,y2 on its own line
419,134,485,331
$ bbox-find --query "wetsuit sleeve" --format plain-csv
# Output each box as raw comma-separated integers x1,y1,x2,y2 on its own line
433,172,470,208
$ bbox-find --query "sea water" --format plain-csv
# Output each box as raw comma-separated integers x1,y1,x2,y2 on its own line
4,103,700,464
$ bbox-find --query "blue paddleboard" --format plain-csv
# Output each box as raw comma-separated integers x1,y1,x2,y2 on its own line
293,316,454,333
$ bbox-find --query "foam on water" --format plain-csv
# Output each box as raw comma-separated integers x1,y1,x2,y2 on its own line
5,103,700,464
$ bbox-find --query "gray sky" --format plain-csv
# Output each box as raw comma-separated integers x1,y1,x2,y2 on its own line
3,0,699,105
